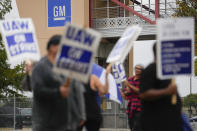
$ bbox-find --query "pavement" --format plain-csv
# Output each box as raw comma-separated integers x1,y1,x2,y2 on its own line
0,128,130,131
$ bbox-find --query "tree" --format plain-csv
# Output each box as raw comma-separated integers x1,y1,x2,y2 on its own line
0,0,25,98
195,58,197,76
183,94,197,116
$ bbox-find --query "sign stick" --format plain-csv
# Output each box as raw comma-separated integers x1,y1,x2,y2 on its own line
171,79,177,105
64,78,71,87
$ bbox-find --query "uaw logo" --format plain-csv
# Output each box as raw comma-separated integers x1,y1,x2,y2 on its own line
6,33,37,56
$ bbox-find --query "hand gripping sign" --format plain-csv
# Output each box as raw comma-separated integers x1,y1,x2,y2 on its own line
106,25,142,63
54,23,101,83
0,18,40,64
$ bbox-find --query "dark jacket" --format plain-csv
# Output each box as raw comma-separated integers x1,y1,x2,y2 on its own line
21,74,32,91
31,56,68,131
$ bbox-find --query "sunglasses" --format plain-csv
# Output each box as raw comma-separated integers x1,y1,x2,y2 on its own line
135,67,142,70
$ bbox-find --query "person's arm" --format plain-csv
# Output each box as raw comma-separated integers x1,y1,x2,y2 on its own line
78,84,86,127
76,82,86,122
139,83,177,101
91,75,108,96
124,80,139,93
31,65,69,101
90,65,111,96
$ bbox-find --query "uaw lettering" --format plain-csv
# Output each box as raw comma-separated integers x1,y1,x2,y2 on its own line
57,45,92,74
112,63,126,88
2,20,29,32
161,39,192,75
65,25,95,46
2,20,37,56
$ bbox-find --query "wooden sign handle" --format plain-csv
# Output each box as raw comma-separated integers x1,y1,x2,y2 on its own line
64,78,71,87
171,79,177,105
107,63,113,69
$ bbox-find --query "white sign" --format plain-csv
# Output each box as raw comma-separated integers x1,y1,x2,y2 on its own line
157,17,195,79
0,18,40,64
112,62,126,88
54,24,101,83
106,25,142,63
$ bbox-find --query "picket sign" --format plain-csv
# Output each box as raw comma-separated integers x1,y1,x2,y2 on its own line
0,18,40,64
106,25,142,92
106,25,142,64
157,17,195,104
53,23,101,83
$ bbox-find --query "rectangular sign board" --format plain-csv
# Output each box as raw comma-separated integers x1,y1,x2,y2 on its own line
106,25,142,63
0,18,40,64
157,17,195,79
48,0,71,27
54,24,101,83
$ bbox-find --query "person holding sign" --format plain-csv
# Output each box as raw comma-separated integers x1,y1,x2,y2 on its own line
139,43,183,131
121,65,143,131
79,65,111,131
21,59,33,91
31,35,70,131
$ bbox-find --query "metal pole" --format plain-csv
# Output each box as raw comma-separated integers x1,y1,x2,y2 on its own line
149,0,151,15
133,0,135,10
190,77,192,94
13,94,16,129
89,0,93,28
124,0,126,17
107,0,109,18
115,102,117,129
165,0,167,14
141,0,143,15
155,0,160,19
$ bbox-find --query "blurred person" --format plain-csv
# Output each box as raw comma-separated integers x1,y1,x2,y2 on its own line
121,65,143,131
79,65,111,131
66,81,86,131
21,59,33,91
139,43,183,131
31,35,70,131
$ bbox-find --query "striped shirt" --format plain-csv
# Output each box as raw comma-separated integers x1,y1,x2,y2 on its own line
125,76,141,118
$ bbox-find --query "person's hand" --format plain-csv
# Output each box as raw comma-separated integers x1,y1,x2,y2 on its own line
120,90,128,100
106,64,112,75
25,64,32,75
79,120,85,127
127,86,131,92
166,84,177,95
59,85,70,98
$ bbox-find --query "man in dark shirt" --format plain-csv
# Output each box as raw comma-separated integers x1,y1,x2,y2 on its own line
31,35,70,131
139,43,183,131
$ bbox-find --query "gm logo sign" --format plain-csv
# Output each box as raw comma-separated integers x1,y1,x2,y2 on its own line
48,0,71,27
